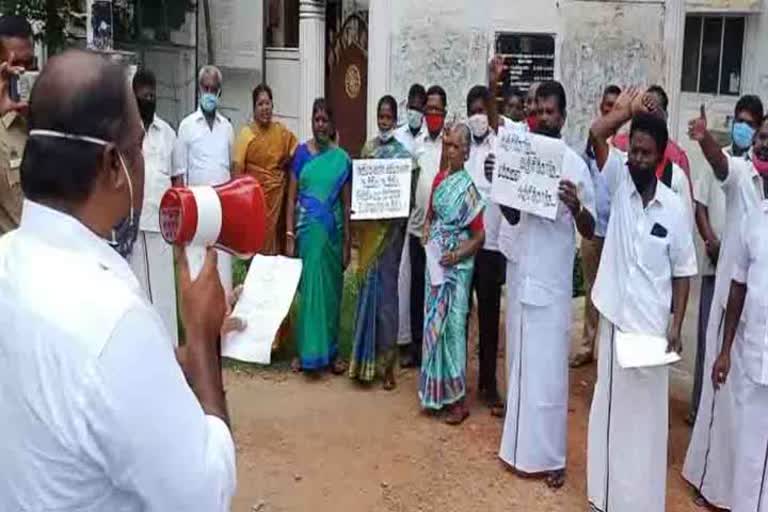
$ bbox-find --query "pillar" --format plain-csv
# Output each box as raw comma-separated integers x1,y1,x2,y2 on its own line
299,0,326,140
366,0,392,139
663,0,685,140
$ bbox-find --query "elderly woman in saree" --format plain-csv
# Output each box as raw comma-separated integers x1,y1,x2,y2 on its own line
286,98,352,375
420,124,485,425
233,83,298,255
348,95,417,390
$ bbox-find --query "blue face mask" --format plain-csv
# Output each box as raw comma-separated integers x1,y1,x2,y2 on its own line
200,92,219,113
732,121,756,150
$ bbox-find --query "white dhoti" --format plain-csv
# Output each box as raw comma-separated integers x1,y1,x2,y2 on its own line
397,238,411,346
129,231,179,346
186,245,233,296
587,316,669,512
682,304,742,509
499,268,570,473
732,376,768,512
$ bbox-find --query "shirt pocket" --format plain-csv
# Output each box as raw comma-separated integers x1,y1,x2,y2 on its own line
639,235,670,279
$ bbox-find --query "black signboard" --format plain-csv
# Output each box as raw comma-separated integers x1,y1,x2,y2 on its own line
495,33,556,95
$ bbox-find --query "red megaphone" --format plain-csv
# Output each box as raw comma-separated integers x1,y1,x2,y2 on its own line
158,176,267,258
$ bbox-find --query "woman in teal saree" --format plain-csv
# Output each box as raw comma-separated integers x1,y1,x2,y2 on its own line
419,124,485,425
286,98,352,374
348,95,416,389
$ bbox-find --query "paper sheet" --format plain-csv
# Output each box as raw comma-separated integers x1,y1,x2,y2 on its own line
425,239,445,286
222,255,302,364
615,330,681,369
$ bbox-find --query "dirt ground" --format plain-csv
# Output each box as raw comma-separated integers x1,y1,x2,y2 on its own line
225,301,702,512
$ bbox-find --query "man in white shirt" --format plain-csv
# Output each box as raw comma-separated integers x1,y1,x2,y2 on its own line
497,81,596,489
400,85,447,367
687,96,762,426
394,83,426,156
570,84,621,368
129,68,183,345
0,50,236,511
712,191,768,512
683,105,768,510
465,84,505,408
175,65,234,293
586,88,697,512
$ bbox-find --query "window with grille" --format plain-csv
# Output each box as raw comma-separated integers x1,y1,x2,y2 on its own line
681,15,745,96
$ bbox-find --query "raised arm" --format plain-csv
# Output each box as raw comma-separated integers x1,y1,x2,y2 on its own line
590,87,640,170
688,105,729,181
488,55,504,132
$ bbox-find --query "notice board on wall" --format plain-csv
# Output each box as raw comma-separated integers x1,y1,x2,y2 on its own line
494,33,556,96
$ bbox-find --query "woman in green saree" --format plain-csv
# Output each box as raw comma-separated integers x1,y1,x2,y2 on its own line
419,124,485,425
286,98,352,374
348,95,416,389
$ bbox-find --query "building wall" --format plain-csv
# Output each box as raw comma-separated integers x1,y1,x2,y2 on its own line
385,0,667,148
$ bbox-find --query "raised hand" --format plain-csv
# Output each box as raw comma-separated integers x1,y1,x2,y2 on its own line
0,56,29,115
613,86,641,118
489,55,505,84
688,104,708,142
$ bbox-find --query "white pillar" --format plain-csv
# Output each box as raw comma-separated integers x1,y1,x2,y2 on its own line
663,0,685,140
299,0,326,141
366,0,392,140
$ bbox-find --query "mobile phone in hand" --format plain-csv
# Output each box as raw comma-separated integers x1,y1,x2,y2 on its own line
8,74,19,103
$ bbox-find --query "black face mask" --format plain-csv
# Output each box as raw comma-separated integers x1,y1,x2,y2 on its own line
137,97,156,127
628,162,655,193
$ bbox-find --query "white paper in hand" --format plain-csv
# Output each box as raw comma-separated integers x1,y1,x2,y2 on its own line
615,330,681,369
425,239,445,286
222,255,302,364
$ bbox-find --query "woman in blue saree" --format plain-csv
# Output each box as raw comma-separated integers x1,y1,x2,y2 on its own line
286,98,352,374
348,95,416,389
420,124,485,425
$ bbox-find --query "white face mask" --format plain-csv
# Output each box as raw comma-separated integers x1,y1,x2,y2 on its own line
28,129,139,258
407,109,424,130
468,113,489,139
379,128,395,143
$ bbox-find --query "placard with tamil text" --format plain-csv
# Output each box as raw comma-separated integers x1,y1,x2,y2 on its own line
351,158,412,220
491,129,565,220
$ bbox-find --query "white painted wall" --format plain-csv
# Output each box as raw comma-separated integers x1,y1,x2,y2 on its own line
266,48,301,134
384,0,667,147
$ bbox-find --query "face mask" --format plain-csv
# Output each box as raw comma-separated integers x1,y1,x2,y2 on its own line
200,92,219,113
425,113,445,135
732,121,756,150
28,129,140,259
379,128,395,143
468,113,489,139
136,97,156,127
753,156,768,177
628,161,656,193
407,109,424,131
526,114,538,131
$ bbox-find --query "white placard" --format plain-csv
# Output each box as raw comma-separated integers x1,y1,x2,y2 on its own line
351,158,412,220
491,130,566,220
222,255,302,365
615,330,681,369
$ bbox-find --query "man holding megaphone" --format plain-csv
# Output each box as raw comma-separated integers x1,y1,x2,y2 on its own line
0,51,239,511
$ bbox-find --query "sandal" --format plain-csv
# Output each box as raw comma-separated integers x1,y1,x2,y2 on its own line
331,359,347,375
444,402,469,425
290,357,301,373
545,469,566,489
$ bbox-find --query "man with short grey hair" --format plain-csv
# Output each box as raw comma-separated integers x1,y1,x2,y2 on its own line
174,64,234,292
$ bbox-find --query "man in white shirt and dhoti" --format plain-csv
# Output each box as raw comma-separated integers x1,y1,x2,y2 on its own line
129,68,183,345
175,65,235,293
683,105,768,510
0,50,236,511
497,80,596,489
586,88,697,512
712,163,768,512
